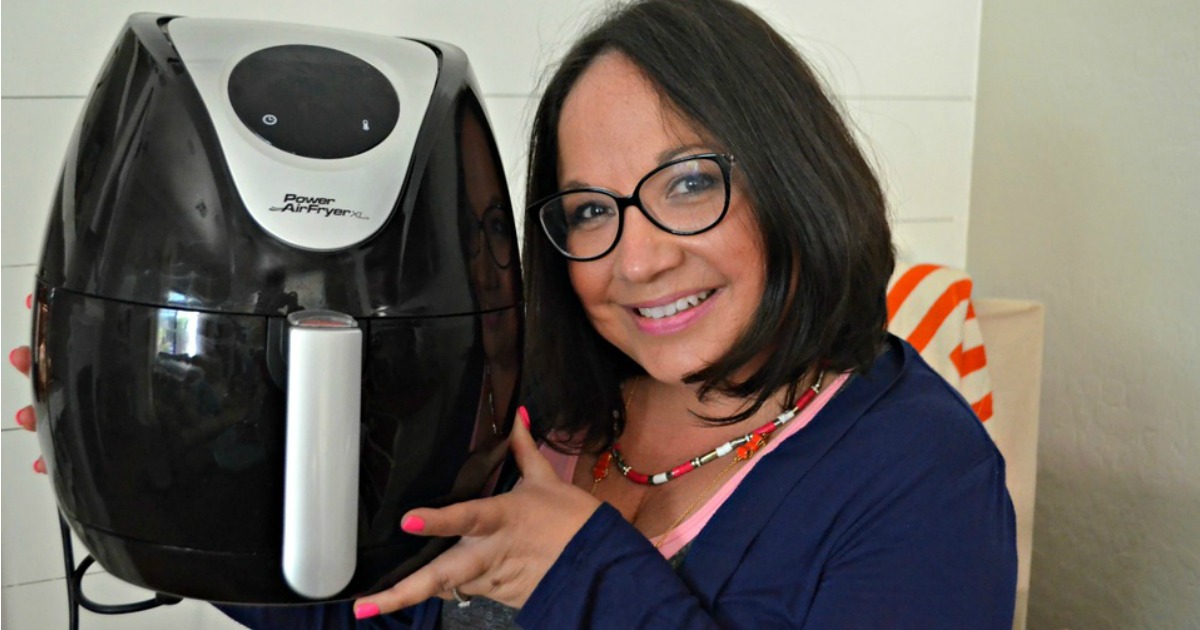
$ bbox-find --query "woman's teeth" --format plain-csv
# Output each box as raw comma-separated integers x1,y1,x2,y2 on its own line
636,290,714,319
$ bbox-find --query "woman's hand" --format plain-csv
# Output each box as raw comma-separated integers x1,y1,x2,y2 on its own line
9,294,46,474
353,407,603,619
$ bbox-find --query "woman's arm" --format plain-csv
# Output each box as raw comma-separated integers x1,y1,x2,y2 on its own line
802,453,1017,629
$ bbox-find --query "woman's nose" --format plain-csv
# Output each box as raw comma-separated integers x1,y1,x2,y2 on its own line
610,204,685,283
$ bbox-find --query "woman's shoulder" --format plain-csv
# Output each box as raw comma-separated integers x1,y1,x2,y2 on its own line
830,335,1003,477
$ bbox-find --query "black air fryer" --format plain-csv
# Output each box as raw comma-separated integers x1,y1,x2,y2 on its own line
31,14,523,603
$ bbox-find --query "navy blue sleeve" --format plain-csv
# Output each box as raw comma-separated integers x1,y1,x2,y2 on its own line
803,451,1017,629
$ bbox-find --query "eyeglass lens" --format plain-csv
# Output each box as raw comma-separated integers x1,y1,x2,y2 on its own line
539,155,727,260
470,204,514,267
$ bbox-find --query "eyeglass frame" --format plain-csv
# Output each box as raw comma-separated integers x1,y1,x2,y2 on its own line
467,202,516,269
531,152,737,262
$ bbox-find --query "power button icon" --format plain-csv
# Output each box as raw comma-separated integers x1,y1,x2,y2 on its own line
262,114,278,126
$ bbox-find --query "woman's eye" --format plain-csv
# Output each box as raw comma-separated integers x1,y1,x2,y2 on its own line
567,202,615,228
667,173,717,198
486,217,509,237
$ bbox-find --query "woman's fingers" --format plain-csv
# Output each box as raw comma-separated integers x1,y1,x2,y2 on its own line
9,340,42,472
9,346,31,377
354,539,490,617
8,350,36,430
401,495,502,539
14,405,36,431
352,405,598,619
509,406,557,483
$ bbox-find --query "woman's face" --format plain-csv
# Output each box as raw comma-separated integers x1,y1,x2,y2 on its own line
557,52,767,386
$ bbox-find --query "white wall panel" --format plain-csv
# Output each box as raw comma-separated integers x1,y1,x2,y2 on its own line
1,576,242,630
0,99,83,267
1,424,87,587
892,217,968,268
745,0,982,98
844,98,976,222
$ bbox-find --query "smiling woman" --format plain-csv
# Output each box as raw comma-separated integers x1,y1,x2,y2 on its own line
339,0,1015,627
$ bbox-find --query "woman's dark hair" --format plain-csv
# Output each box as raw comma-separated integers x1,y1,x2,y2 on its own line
523,0,894,452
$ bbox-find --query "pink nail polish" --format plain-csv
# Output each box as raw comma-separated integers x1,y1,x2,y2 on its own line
401,515,425,533
517,406,531,430
354,603,380,620
15,408,28,427
33,459,47,474
25,294,33,309
8,348,19,367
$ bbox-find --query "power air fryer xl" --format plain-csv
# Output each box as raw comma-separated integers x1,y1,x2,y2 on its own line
31,14,523,603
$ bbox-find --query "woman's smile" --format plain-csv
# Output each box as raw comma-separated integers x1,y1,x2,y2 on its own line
626,288,720,336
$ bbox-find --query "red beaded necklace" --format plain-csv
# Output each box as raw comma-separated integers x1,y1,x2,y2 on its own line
593,373,825,487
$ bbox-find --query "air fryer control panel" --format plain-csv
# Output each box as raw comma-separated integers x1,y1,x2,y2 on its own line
168,19,438,251
228,45,400,159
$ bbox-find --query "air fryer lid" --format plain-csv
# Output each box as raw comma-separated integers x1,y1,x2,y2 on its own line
167,18,438,252
37,15,520,319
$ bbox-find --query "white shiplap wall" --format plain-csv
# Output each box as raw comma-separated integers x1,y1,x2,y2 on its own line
0,1,981,627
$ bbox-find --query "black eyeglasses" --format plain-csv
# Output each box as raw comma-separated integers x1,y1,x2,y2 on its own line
532,153,736,261
468,203,515,269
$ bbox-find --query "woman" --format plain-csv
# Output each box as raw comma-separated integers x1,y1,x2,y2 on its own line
360,0,1015,625
12,0,1016,627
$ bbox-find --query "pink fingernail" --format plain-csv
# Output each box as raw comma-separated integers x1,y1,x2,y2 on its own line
354,603,380,620
401,515,425,533
15,408,30,428
25,294,33,309
8,348,20,367
517,406,530,430
33,459,47,474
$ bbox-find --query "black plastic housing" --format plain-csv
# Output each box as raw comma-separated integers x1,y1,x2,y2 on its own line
32,14,523,604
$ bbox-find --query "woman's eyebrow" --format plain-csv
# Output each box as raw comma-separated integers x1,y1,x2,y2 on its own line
561,178,592,190
558,144,714,191
655,143,710,164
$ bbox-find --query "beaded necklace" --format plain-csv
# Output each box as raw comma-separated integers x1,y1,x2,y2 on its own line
593,372,825,488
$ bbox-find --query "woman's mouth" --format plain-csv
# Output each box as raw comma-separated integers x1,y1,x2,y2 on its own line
635,289,715,320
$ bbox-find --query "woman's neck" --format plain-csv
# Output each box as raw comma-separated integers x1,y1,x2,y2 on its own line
617,375,798,464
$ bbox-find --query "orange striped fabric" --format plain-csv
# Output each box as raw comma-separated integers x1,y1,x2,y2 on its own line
886,263,993,421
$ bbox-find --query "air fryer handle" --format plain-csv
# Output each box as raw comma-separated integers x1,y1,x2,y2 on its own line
281,310,362,599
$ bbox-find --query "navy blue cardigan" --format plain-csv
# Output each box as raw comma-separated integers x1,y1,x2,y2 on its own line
222,335,1017,628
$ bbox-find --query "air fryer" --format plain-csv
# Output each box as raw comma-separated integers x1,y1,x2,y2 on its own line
30,14,523,603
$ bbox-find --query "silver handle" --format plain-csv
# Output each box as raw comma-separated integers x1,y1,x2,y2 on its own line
282,310,362,598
